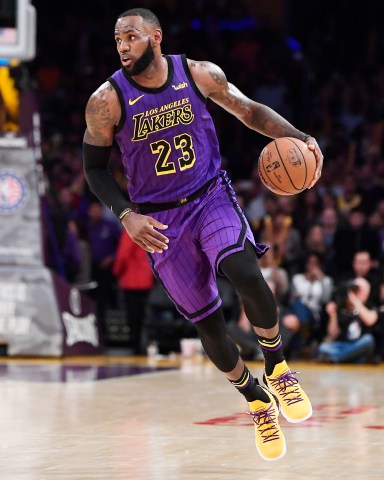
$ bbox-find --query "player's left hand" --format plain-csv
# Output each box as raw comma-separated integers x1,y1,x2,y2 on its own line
305,136,323,189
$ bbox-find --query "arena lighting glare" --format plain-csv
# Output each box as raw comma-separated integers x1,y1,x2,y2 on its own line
0,0,36,60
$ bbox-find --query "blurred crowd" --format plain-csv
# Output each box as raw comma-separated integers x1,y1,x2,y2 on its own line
4,0,384,361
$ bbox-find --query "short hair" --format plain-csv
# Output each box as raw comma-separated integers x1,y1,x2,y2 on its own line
117,8,161,30
305,251,324,267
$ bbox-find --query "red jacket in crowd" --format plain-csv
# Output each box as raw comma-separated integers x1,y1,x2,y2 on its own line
113,231,154,291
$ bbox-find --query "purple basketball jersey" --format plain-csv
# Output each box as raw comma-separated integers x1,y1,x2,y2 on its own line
109,54,221,203
108,55,269,323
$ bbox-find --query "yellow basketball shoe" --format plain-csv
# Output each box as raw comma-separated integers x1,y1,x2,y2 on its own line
247,386,286,461
263,360,312,423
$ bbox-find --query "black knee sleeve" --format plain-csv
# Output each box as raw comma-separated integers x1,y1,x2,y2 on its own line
219,240,278,330
194,308,240,372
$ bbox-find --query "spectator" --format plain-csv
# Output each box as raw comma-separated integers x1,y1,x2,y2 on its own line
268,280,303,359
70,219,92,286
293,189,323,238
332,207,381,279
377,282,384,360
371,162,384,208
367,208,384,266
251,66,292,120
87,199,122,338
243,167,267,227
281,252,333,356
258,250,289,304
336,172,362,218
301,224,327,258
285,252,333,357
43,199,82,283
319,207,339,249
318,277,378,363
258,208,302,277
358,163,378,215
320,188,338,210
113,231,155,355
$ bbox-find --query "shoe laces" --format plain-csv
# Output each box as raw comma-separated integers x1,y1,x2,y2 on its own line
247,403,280,443
269,370,303,406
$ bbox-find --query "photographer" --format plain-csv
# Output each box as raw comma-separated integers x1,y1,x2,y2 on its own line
318,277,379,363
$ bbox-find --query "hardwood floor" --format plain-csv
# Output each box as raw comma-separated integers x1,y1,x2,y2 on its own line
0,355,383,479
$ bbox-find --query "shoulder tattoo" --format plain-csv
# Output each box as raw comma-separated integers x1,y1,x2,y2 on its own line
86,84,115,131
207,67,226,86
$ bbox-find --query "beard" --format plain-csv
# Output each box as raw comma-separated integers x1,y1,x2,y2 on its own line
123,40,155,76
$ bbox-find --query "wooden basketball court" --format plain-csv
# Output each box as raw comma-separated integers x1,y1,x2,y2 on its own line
0,355,383,479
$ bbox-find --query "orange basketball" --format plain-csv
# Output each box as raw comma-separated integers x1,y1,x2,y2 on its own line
258,137,316,195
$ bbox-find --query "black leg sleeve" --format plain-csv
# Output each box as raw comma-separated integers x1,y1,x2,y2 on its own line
220,240,278,330
194,307,240,372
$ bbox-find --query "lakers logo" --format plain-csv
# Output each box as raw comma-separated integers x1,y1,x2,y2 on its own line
132,103,194,140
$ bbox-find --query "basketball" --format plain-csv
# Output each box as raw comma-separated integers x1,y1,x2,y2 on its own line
258,137,316,195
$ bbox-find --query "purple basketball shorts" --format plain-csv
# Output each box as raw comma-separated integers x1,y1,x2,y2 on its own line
147,172,269,322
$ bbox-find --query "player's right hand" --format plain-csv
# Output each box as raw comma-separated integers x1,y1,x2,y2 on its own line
305,136,323,189
121,212,169,253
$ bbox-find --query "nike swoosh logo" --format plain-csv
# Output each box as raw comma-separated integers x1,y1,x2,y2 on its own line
128,94,144,105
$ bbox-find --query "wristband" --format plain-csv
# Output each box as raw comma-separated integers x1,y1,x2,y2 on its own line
119,207,133,222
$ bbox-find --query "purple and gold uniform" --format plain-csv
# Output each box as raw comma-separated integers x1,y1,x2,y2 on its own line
109,54,268,322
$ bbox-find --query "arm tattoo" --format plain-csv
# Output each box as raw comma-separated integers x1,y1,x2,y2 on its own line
85,84,115,145
207,67,226,87
210,79,250,113
214,90,248,111
86,95,112,131
251,107,271,132
196,60,306,138
250,105,303,138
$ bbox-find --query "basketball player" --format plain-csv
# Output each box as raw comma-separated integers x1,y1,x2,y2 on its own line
83,8,323,461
